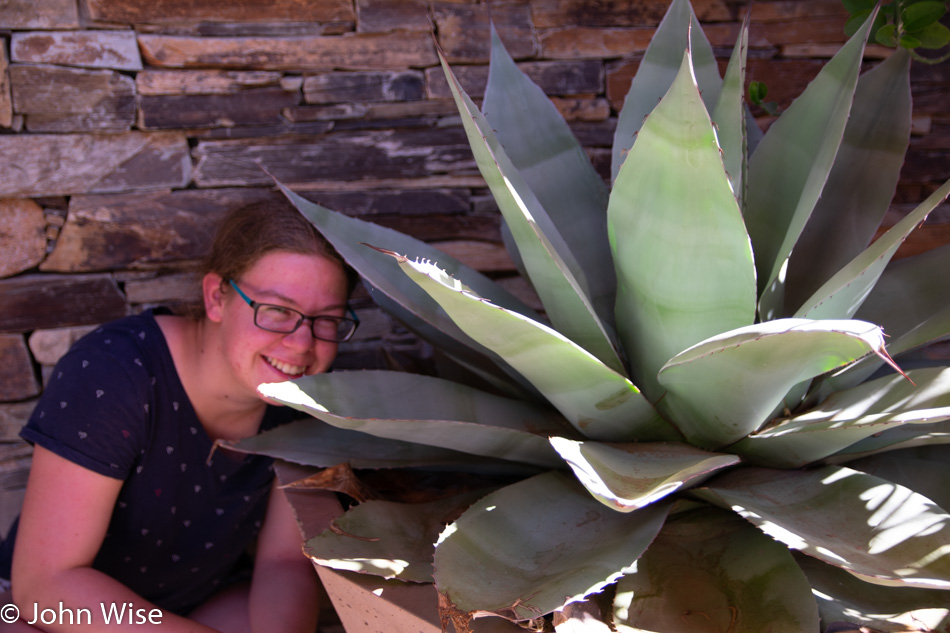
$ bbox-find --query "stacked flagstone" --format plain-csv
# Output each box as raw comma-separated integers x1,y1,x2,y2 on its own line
1,0,948,535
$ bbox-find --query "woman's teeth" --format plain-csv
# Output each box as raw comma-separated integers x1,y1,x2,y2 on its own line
266,356,306,376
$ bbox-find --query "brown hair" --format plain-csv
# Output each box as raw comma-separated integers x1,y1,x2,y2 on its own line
188,196,358,317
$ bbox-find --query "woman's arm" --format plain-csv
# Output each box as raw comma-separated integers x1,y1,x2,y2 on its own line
11,445,221,633
247,482,328,633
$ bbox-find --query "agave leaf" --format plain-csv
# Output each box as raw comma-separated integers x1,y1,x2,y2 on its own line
433,472,671,621
732,367,950,468
226,418,515,471
609,49,756,399
696,465,950,590
795,554,950,633
785,49,913,314
746,10,875,319
439,49,626,375
482,24,615,326
611,0,721,180
305,489,489,583
796,176,950,321
711,13,750,208
613,507,819,633
549,438,739,512
256,371,570,469
829,420,950,462
388,252,678,442
276,184,539,384
366,288,538,399
848,444,950,510
856,241,950,342
657,318,894,449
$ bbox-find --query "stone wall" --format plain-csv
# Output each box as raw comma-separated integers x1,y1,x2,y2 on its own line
1,0,949,534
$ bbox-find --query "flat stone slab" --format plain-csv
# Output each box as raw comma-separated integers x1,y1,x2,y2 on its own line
11,30,142,70
0,132,191,197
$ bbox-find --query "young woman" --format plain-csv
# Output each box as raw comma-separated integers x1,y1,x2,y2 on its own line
0,198,357,632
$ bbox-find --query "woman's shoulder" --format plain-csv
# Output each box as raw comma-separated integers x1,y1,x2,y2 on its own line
65,311,172,368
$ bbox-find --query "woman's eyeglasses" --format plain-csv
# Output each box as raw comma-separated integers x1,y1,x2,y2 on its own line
228,280,359,342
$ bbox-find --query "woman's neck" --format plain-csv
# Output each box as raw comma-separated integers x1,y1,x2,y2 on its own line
156,314,266,442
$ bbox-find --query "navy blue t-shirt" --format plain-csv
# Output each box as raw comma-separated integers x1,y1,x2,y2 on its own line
2,310,293,614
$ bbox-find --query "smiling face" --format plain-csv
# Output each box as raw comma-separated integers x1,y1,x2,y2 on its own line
204,250,350,401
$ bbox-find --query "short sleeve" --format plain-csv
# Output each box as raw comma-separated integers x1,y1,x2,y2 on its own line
22,342,151,479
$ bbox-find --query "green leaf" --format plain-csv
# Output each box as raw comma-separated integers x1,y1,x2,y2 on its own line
696,465,950,590
439,49,626,375
433,472,671,620
550,439,739,511
276,184,538,384
613,508,819,633
877,23,899,46
482,24,615,328
657,318,893,449
609,49,756,399
900,33,924,48
388,254,677,442
225,418,515,471
901,1,946,32
712,14,751,208
611,0,722,180
732,367,950,468
745,10,875,319
786,49,912,315
915,21,950,49
795,554,950,633
748,79,767,103
305,489,489,583
255,370,571,469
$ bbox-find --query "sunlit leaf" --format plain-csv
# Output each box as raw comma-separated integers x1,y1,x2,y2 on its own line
847,444,950,510
388,253,677,442
830,420,950,462
256,370,571,469
550,439,739,512
439,46,625,375
697,465,950,590
433,472,671,621
796,554,950,633
305,489,490,583
657,319,893,449
732,367,950,467
614,507,819,633
610,49,755,399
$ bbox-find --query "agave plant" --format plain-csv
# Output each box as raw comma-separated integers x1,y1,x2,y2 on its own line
230,1,950,630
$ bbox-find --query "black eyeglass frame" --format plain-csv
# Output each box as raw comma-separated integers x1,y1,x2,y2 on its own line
228,279,359,342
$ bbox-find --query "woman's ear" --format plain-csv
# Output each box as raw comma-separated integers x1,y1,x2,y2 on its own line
203,272,227,323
